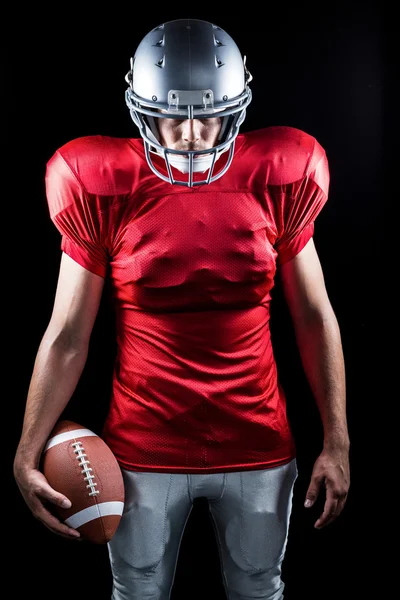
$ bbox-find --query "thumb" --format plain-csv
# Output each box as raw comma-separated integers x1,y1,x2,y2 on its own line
47,486,72,509
57,495,72,509
304,474,323,507
36,474,72,509
45,486,72,509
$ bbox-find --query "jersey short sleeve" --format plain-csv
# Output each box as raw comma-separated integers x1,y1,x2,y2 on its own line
45,148,109,278
274,138,330,265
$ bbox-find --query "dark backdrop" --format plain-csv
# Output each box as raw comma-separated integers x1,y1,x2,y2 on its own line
7,4,392,599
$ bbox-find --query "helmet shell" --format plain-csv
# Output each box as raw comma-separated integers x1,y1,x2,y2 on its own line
131,19,246,106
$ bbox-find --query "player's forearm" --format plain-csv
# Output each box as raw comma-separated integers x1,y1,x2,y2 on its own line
15,332,89,468
293,311,350,451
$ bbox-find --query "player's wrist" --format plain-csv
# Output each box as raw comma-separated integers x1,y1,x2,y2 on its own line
322,435,350,453
14,444,42,472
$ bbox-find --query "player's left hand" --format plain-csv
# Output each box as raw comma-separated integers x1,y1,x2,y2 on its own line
304,446,350,529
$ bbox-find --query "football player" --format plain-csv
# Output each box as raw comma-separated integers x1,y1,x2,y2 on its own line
14,18,350,599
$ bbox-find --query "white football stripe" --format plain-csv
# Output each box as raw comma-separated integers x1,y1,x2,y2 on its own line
44,428,97,452
64,501,124,529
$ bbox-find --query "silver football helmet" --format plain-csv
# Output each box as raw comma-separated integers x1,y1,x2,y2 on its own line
125,18,252,187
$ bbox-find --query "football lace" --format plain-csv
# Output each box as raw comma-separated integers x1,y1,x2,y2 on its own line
72,441,100,497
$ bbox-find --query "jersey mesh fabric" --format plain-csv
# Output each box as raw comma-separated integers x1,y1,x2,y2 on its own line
45,126,329,473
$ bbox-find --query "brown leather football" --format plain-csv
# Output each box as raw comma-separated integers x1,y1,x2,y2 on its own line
42,420,125,544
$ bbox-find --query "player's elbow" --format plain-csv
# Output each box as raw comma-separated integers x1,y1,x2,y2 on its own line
42,322,91,355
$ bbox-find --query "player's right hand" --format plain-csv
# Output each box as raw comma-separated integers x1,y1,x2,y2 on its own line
13,463,81,540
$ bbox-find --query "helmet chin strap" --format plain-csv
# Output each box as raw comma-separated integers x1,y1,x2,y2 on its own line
157,150,229,174
144,118,229,174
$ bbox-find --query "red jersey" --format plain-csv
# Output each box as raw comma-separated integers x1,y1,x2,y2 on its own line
45,125,329,473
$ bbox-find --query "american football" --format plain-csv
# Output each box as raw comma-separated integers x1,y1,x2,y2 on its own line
42,420,125,544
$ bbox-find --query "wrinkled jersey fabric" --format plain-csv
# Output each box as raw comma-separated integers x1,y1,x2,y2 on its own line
45,125,329,473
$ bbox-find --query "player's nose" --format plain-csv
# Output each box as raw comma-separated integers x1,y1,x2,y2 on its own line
181,119,201,143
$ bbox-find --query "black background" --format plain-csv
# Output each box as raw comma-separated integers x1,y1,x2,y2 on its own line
7,3,393,599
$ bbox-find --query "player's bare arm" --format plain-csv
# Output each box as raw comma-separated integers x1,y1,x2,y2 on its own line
14,252,105,539
279,237,350,529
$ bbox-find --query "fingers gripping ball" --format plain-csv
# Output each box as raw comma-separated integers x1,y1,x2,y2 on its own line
42,420,125,544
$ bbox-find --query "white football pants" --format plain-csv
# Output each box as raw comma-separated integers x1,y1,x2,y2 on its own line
107,458,298,599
